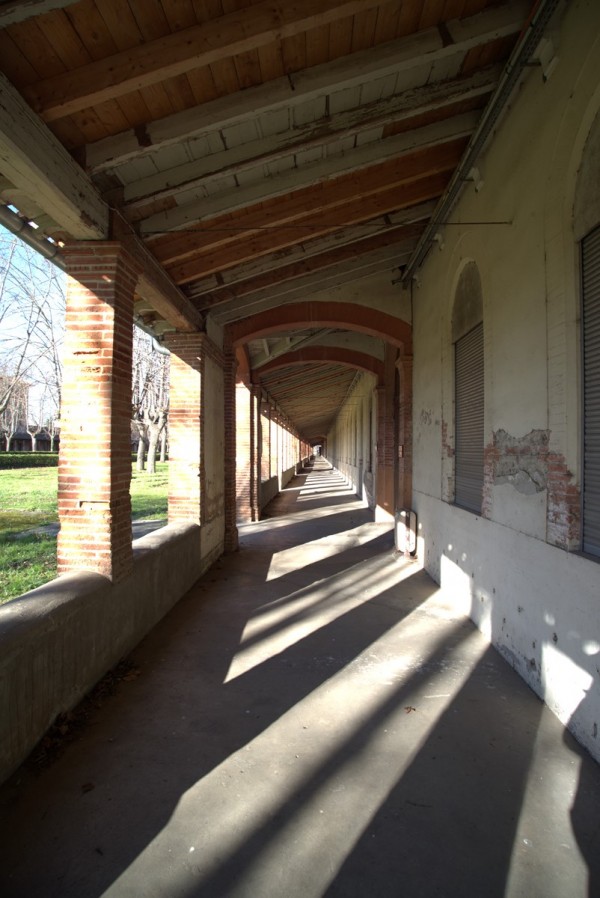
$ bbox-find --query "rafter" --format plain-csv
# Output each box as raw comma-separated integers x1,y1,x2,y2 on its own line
255,347,384,381
161,172,462,290
0,71,108,240
153,139,466,270
22,0,384,122
0,0,79,27
139,113,478,236
195,225,423,312
84,2,527,171
170,183,449,285
124,67,498,210
184,201,435,296
213,251,411,324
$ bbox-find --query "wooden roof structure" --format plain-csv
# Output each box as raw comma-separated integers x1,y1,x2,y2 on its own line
0,0,538,440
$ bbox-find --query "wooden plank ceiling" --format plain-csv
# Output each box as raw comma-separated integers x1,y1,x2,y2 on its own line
0,0,533,441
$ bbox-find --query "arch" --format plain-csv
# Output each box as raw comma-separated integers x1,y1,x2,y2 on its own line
254,346,384,383
228,301,412,351
451,261,483,343
235,344,251,383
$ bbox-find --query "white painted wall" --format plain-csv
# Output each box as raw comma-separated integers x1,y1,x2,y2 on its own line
327,372,376,504
412,0,600,762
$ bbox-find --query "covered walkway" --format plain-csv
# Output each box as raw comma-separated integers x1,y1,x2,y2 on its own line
1,459,599,898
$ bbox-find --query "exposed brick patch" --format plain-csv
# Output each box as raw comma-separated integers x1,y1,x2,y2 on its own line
482,440,499,519
547,451,581,549
483,429,549,521
441,420,454,458
441,419,455,503
481,428,580,548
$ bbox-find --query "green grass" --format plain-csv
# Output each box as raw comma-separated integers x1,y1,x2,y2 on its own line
0,463,168,605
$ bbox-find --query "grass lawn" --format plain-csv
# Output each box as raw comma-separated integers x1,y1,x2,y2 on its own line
0,463,168,605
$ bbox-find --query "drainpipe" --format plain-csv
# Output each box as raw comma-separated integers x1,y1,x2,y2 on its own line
0,203,65,268
401,0,563,285
134,317,171,355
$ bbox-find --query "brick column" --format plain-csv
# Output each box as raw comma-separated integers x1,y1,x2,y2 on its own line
250,387,261,520
58,243,138,581
223,344,239,551
236,381,252,523
236,382,261,523
396,352,413,511
165,334,204,526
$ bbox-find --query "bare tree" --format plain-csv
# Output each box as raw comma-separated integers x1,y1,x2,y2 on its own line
131,328,170,474
0,376,28,451
0,229,65,430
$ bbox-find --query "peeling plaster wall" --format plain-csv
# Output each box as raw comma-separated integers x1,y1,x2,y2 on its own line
412,0,600,762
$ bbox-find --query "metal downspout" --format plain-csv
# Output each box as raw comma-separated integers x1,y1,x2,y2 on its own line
401,0,563,285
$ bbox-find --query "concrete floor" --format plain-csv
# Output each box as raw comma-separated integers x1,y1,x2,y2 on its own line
1,459,599,898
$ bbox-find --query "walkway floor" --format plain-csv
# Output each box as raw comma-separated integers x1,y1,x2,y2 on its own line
1,459,599,898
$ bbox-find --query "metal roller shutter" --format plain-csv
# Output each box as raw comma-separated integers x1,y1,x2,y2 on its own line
455,322,484,513
582,225,600,557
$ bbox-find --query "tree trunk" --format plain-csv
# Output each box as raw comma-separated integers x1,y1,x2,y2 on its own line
136,435,146,471
160,428,167,462
146,409,167,475
147,431,158,475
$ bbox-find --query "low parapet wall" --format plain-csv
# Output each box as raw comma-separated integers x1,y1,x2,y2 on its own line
0,522,221,785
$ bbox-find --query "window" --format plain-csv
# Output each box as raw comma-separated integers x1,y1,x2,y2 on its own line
455,323,484,512
582,225,600,556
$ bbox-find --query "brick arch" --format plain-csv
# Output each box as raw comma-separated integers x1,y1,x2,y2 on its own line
228,301,412,351
254,346,384,383
235,345,251,383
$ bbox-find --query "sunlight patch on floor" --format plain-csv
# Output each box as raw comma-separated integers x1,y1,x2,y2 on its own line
225,556,420,684
113,622,485,898
265,522,391,582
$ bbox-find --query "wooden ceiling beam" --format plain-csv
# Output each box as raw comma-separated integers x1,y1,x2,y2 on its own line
195,224,424,311
161,161,463,287
139,112,478,235
124,66,499,210
0,71,108,239
212,251,412,324
0,0,80,28
192,201,435,293
255,347,384,381
84,2,527,171
167,178,446,286
153,139,466,268
23,0,384,123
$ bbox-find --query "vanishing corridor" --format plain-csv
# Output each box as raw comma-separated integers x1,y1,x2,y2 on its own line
1,459,599,898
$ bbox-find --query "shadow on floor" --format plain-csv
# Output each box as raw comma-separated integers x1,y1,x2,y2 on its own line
1,461,599,897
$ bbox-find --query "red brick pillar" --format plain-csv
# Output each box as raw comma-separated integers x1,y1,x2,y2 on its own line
165,334,204,526
396,352,413,511
223,344,238,551
250,387,261,520
375,385,395,521
260,401,270,483
236,381,252,523
58,243,138,581
235,382,261,523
